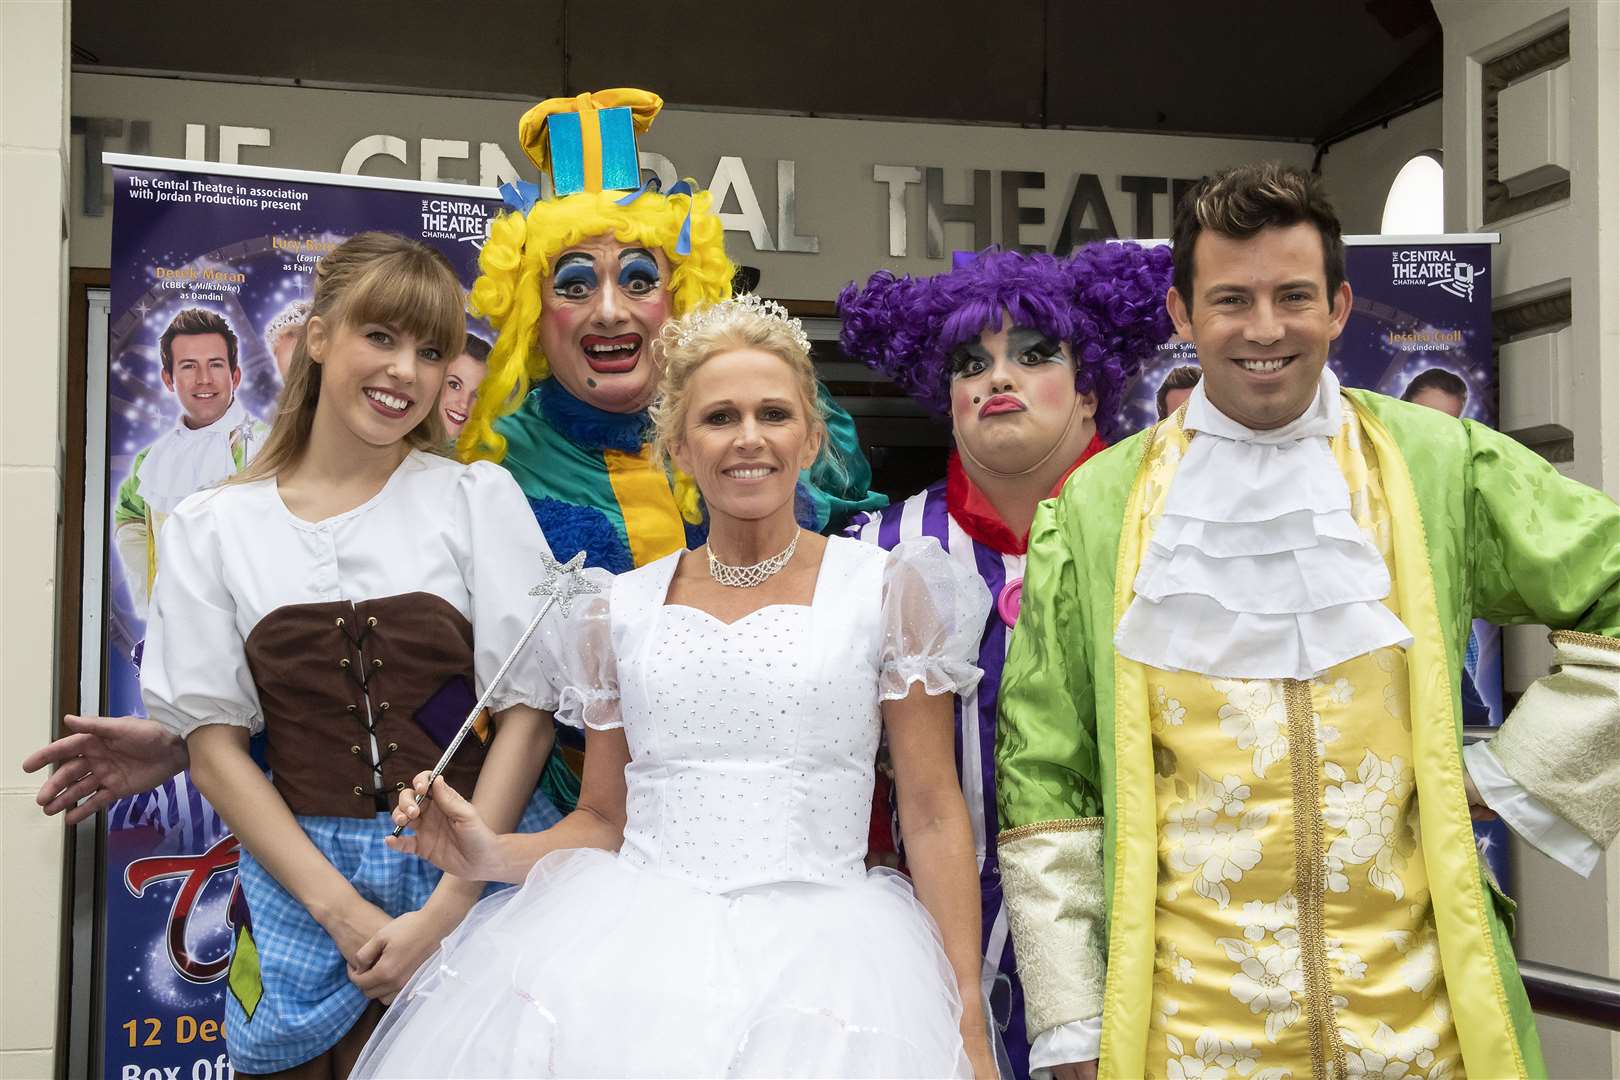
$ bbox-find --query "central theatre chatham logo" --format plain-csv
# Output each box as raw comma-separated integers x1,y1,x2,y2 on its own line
1390,248,1487,303
421,198,492,246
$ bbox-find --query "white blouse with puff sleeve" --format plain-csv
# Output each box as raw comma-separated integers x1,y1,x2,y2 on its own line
142,451,562,742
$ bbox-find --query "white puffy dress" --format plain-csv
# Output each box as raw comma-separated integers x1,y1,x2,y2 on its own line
352,535,991,1078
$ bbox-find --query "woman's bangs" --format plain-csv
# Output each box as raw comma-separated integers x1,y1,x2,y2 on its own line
340,251,467,357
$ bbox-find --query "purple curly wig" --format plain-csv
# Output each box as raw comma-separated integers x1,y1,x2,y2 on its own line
837,242,1174,440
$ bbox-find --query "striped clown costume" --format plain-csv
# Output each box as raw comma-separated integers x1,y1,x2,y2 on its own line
839,242,1175,1077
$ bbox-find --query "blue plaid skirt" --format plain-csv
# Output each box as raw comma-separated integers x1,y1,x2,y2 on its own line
224,788,562,1074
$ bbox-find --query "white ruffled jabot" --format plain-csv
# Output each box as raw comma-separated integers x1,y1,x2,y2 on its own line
136,398,250,514
1114,368,1413,681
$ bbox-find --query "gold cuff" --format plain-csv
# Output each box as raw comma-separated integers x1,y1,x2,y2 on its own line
1492,630,1620,847
997,817,1104,846
1000,823,1107,1036
1549,629,1620,655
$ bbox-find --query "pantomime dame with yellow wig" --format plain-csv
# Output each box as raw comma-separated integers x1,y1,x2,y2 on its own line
997,163,1620,1079
460,88,880,574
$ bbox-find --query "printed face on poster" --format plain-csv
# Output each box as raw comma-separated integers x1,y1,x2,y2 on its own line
98,158,503,1080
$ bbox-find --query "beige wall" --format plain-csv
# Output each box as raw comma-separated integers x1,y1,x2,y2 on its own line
1434,2,1620,1077
1,2,71,1079
66,73,1316,300
1318,100,1445,234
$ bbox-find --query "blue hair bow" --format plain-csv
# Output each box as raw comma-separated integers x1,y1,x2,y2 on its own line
615,177,696,256
499,179,542,214
498,175,696,257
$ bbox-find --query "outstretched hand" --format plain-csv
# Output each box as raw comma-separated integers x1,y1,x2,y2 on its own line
386,773,504,882
22,715,188,825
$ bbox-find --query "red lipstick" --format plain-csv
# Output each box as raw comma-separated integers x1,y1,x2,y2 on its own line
979,394,1026,419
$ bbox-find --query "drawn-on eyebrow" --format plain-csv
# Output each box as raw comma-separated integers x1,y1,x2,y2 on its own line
1005,327,1060,353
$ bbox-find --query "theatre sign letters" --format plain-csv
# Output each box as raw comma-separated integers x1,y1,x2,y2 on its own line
71,73,1311,298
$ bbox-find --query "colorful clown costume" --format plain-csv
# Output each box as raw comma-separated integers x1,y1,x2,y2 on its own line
499,378,885,575
839,240,1176,1078
845,438,1106,1078
460,87,882,575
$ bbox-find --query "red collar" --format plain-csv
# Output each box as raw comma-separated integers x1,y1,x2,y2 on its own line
946,433,1107,555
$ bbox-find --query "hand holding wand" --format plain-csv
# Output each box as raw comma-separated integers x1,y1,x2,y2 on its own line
390,548,598,839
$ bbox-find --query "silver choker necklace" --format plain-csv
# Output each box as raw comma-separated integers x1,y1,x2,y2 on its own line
707,530,800,588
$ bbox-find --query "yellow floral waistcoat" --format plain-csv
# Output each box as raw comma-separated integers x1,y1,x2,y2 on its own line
1140,408,1462,1080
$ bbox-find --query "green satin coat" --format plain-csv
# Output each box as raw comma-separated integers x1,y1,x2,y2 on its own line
996,389,1620,1078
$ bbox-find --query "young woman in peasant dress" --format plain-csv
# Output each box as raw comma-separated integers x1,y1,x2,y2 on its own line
140,234,563,1078
356,297,999,1078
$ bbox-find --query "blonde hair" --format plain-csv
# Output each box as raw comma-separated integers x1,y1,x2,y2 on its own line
455,188,735,464
649,302,836,520
236,232,465,482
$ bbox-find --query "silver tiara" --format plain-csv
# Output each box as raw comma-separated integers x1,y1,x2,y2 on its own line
263,300,311,342
673,293,812,357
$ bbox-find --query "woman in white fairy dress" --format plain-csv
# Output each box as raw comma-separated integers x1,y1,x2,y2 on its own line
353,295,998,1079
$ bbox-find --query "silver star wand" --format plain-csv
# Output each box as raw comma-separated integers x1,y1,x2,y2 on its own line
390,549,598,838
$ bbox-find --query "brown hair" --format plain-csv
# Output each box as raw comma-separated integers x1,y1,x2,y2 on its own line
461,332,492,363
1401,367,1468,406
1155,363,1203,420
236,232,466,483
161,308,238,374
1171,162,1346,312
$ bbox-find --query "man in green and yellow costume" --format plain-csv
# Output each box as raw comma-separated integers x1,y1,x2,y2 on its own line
997,162,1620,1080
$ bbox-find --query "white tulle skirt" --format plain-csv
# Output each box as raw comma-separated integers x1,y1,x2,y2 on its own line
352,848,971,1078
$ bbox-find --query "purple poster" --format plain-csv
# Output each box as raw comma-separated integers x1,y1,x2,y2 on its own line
98,157,501,1080
1119,240,1496,433
1114,237,1510,882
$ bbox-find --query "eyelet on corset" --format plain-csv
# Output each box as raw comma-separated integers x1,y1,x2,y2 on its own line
367,617,378,627
352,785,364,797
339,658,350,669
350,745,361,754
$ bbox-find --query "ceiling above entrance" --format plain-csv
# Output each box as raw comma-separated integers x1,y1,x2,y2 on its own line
70,0,1441,145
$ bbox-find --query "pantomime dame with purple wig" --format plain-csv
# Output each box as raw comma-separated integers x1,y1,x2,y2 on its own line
839,242,1173,1078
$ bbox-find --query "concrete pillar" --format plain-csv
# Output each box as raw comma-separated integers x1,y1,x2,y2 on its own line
1433,2,1620,1076
0,1,72,1078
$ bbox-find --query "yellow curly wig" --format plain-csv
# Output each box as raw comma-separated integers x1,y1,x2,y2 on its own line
456,187,735,464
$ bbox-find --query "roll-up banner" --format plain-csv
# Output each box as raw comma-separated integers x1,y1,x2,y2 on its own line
94,154,502,1080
